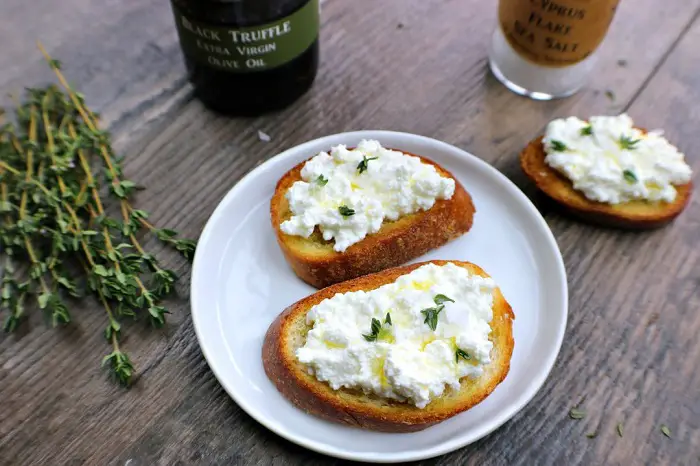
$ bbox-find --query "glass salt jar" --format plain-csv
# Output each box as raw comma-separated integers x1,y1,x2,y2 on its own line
489,0,621,100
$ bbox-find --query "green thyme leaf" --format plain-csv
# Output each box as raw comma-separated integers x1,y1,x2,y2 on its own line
130,209,148,220
660,424,671,438
38,292,51,310
371,317,381,334
50,298,71,326
420,295,454,331
385,312,392,326
156,228,178,240
455,348,472,363
421,305,444,331
101,350,134,386
550,140,568,151
4,315,19,333
1,284,11,300
362,317,382,342
623,169,638,183
619,135,640,150
338,205,355,217
605,89,616,102
433,294,454,305
148,305,169,328
93,264,110,277
569,408,586,420
174,239,197,260
113,183,125,198
56,276,80,297
357,156,379,174
316,175,328,186
617,422,624,437
104,319,121,341
580,125,593,136
586,431,598,439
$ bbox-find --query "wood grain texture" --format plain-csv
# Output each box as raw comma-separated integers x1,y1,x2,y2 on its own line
1,0,700,464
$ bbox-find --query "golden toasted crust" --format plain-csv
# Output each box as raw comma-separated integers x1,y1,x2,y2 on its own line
270,152,475,288
262,260,515,433
520,136,693,228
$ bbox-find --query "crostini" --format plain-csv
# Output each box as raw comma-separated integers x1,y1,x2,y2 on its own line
271,140,475,288
520,114,693,228
262,260,514,432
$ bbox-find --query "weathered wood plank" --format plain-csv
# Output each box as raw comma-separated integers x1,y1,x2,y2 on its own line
1,0,699,464
0,0,189,147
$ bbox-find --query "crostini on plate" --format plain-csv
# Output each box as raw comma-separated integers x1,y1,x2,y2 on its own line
270,140,475,288
262,260,514,432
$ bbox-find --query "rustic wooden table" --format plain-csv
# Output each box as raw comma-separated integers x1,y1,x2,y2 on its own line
1,0,699,465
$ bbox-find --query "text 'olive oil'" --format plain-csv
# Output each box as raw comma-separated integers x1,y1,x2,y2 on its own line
171,0,320,115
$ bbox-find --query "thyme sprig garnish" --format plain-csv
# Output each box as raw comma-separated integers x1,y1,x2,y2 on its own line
0,44,197,386
550,140,568,152
619,135,640,150
420,294,454,331
622,169,638,183
455,348,472,363
363,318,382,342
357,155,378,174
338,205,355,217
362,312,392,342
421,307,442,331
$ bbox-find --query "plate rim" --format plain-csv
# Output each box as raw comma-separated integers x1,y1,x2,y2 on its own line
190,130,568,463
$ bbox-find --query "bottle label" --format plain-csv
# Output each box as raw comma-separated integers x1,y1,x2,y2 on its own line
171,0,319,73
498,0,620,67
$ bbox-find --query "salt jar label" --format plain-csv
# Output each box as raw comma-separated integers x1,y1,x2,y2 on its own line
171,0,319,73
499,0,620,67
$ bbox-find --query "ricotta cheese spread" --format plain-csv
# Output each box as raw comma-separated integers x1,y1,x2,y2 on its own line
543,114,692,204
296,263,496,408
279,140,456,252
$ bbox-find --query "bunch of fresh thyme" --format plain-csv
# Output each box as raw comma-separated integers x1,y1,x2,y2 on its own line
0,44,196,386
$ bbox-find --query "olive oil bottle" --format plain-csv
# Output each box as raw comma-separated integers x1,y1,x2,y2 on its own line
170,0,319,115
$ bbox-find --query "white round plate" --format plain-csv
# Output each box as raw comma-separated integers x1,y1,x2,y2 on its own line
191,131,568,463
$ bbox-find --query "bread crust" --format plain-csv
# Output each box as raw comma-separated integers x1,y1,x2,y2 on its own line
262,260,514,433
520,136,693,228
270,152,475,288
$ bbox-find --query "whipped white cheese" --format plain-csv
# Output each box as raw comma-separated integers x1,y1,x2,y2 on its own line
543,114,692,204
280,140,455,252
296,263,496,408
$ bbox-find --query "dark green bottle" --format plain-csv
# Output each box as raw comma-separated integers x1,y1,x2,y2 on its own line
170,0,320,116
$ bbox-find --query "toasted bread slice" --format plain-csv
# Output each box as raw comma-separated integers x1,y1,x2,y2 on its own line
520,136,693,228
270,152,475,288
262,260,514,433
